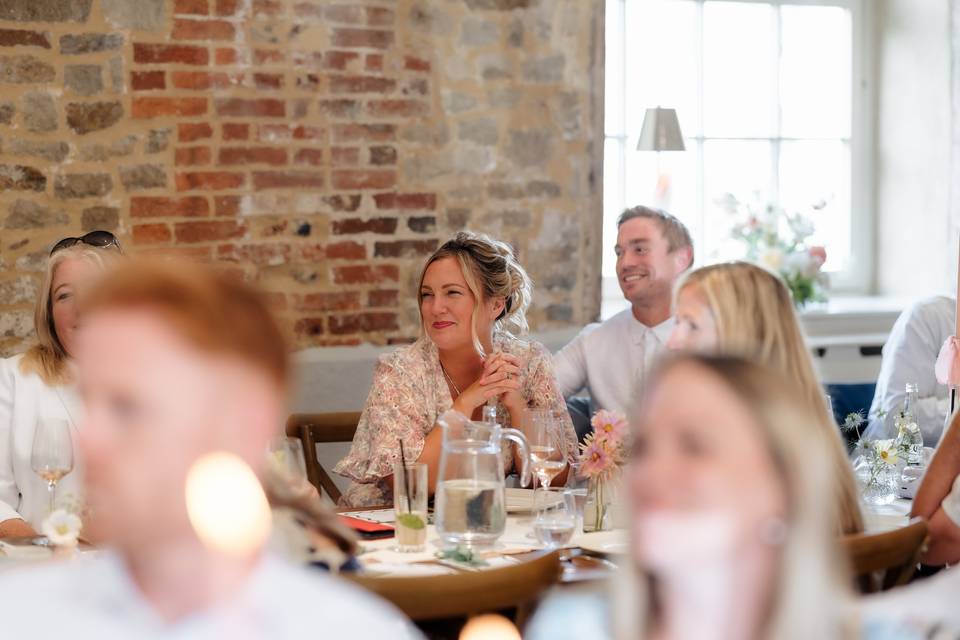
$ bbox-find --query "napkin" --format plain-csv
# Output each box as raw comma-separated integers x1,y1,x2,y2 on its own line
935,336,960,386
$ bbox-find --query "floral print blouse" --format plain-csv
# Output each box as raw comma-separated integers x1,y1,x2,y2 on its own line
334,333,577,507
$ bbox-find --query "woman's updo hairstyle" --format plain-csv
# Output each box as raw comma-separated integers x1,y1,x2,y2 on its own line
418,232,533,351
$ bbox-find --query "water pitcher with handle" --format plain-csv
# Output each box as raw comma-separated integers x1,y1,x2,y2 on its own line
434,409,530,548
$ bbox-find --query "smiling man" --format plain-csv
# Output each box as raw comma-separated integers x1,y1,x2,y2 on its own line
554,206,694,418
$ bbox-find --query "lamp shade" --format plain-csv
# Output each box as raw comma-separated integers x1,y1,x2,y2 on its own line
636,107,686,151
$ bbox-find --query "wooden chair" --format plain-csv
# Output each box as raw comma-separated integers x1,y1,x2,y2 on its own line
285,412,361,503
841,517,929,593
347,550,561,625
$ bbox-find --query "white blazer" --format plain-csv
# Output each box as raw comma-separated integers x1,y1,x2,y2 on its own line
0,354,83,529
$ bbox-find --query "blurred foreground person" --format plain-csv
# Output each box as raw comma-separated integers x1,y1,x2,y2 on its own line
0,232,122,537
668,261,863,535
527,354,854,640
0,260,420,639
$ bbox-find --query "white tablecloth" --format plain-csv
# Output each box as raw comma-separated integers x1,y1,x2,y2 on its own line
862,498,912,533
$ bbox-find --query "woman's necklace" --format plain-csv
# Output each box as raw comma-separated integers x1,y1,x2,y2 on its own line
440,362,462,398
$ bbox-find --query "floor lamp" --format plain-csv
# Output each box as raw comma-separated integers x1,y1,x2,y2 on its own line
636,107,685,209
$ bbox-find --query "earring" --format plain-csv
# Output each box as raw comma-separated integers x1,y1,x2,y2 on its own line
758,516,788,546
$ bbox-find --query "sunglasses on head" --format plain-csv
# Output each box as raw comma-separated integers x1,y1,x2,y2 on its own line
50,230,122,256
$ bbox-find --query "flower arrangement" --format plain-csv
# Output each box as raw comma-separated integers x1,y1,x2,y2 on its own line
842,412,908,505
578,410,627,531
717,193,829,309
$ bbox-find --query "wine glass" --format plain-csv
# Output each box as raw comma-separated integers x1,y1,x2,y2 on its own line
526,409,568,490
31,418,74,514
532,487,577,548
266,437,309,494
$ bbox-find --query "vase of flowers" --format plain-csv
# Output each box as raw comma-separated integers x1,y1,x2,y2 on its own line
579,410,627,532
718,193,829,309
842,412,902,505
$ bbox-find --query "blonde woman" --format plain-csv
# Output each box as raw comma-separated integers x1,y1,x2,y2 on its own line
527,354,854,640
667,261,863,535
335,231,576,507
0,231,122,537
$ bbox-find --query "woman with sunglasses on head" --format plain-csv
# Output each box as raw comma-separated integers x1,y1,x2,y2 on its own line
335,231,576,507
0,231,122,537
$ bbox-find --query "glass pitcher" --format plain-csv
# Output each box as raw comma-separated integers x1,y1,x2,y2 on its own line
434,409,530,548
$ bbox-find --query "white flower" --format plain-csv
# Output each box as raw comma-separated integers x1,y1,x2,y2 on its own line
874,440,899,466
783,251,811,275
758,248,784,271
41,509,82,547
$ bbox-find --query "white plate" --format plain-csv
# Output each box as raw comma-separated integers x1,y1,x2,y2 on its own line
576,530,629,556
505,488,536,513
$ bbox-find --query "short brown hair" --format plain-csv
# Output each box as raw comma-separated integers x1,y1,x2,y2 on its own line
617,205,694,260
81,259,289,390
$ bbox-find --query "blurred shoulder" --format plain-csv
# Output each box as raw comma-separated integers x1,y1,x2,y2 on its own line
526,586,612,640
900,296,954,325
263,559,422,637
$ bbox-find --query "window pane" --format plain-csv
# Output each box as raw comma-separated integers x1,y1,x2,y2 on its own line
603,137,625,277
624,0,699,139
624,143,700,250
605,0,625,135
779,140,851,272
781,5,852,139
703,2,776,137
703,140,774,259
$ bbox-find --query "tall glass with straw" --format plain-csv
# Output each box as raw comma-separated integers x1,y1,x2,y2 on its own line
394,440,428,552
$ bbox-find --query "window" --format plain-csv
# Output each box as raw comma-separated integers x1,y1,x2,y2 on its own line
603,0,872,312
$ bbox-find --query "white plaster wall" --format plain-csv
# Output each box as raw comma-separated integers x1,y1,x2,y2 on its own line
875,0,953,296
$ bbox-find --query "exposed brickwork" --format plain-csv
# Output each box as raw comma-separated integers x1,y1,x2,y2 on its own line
0,0,603,355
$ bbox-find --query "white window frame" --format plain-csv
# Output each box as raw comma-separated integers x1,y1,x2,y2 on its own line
602,0,875,317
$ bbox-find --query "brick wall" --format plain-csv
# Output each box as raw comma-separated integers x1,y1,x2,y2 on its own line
0,0,604,355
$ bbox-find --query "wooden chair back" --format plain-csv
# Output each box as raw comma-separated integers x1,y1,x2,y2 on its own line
285,412,361,503
347,550,561,623
841,517,929,593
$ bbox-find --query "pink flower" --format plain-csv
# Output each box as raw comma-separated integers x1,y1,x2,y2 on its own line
591,410,627,446
579,435,614,479
809,245,827,266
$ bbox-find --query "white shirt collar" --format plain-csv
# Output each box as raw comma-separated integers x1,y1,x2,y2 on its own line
627,311,676,345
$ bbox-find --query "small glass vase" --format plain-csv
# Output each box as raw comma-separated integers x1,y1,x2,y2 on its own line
854,455,899,506
584,475,613,532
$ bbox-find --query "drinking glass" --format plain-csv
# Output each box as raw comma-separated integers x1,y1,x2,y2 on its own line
267,437,307,486
564,461,589,537
526,409,568,489
30,419,74,514
532,487,576,548
394,462,428,552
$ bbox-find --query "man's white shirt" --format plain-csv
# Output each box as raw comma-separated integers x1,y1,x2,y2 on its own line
0,552,423,639
865,296,955,446
552,308,675,415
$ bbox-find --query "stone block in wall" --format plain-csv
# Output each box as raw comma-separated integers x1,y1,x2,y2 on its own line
102,0,166,32
54,173,113,199
0,29,51,49
4,199,68,229
0,55,54,83
119,164,167,191
64,64,103,96
6,139,69,162
0,102,12,124
66,101,123,134
21,92,56,132
60,33,123,55
0,0,93,23
0,165,45,192
81,206,120,232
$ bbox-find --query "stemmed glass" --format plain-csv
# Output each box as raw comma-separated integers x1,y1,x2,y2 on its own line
31,418,74,514
526,409,568,490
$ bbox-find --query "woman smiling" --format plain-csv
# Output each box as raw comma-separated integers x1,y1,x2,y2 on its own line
335,232,576,507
